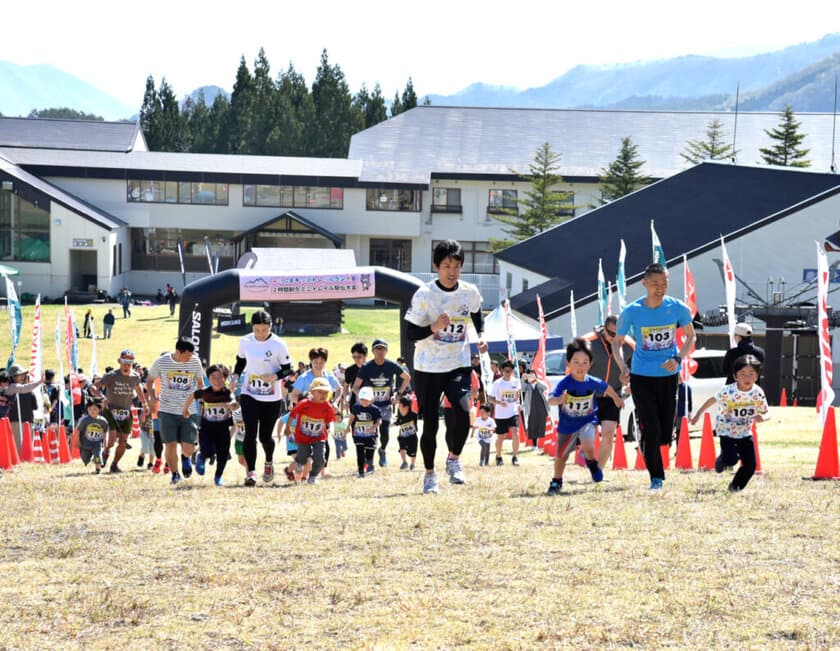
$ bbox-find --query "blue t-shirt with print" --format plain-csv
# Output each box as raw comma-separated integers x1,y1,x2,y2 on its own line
617,295,692,377
551,374,609,435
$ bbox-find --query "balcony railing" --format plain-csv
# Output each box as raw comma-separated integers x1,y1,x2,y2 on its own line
430,204,463,214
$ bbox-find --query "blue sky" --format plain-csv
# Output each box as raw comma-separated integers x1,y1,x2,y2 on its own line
4,0,839,106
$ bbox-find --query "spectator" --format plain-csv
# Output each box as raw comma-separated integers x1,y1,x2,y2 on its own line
102,309,116,339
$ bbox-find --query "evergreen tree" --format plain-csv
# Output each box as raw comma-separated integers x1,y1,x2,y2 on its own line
600,136,650,203
222,56,255,154
489,142,574,252
681,118,737,165
759,105,811,167
139,75,162,151
266,63,314,156
400,77,418,112
186,90,212,153
207,93,230,154
157,79,187,152
390,90,403,118
242,48,277,154
28,108,104,121
353,83,387,129
310,49,362,157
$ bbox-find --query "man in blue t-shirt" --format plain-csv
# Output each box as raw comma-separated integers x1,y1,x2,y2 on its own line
612,263,696,490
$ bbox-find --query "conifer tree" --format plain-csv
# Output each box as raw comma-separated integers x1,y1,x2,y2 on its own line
681,118,737,164
759,105,811,167
223,56,254,154
310,49,362,157
139,75,162,150
600,136,650,203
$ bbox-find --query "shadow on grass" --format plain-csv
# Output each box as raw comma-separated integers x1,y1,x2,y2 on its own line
513,482,630,498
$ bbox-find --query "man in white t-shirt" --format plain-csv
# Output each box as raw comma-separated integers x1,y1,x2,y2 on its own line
489,360,521,466
405,239,487,494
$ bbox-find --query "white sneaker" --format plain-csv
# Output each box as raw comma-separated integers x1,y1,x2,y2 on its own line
262,463,274,483
445,456,455,476
423,472,440,494
307,475,318,485
449,458,466,484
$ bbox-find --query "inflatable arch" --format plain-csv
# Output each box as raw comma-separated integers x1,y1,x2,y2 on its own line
177,267,424,365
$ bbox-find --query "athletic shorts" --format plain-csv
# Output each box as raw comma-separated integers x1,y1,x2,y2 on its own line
398,434,418,456
495,415,519,435
234,440,245,456
556,422,596,459
596,397,620,423
158,412,199,445
104,407,133,436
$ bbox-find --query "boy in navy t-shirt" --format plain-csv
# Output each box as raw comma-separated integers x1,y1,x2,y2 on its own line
348,386,382,477
546,338,624,494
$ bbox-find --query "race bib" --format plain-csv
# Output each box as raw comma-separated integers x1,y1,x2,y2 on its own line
727,401,757,421
399,422,417,437
203,402,229,422
500,389,519,404
85,423,105,441
372,386,391,402
640,325,676,351
111,408,131,422
298,415,326,439
434,316,468,344
477,426,494,441
563,394,594,417
167,370,194,392
247,374,275,396
354,421,378,437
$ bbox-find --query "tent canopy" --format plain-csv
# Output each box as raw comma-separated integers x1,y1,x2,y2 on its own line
469,305,564,354
0,263,20,276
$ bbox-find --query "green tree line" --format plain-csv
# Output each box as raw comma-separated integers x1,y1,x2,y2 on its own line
140,48,424,157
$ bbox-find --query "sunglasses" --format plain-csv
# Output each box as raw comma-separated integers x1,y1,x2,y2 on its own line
604,329,617,337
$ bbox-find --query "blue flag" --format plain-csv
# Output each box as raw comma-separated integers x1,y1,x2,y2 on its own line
4,274,22,371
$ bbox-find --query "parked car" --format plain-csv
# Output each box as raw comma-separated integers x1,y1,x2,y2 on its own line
544,347,726,444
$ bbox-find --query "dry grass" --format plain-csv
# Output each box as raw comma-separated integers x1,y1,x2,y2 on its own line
0,407,838,650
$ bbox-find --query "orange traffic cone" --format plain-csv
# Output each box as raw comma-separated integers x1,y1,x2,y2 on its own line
793,397,798,407
751,423,762,474
779,388,788,407
612,425,628,470
41,429,53,464
811,406,840,479
7,423,20,467
131,407,142,439
48,427,60,464
660,444,670,470
0,421,11,471
71,427,80,459
19,419,33,463
675,417,693,470
542,434,558,457
58,425,71,464
634,447,647,470
32,429,46,464
697,412,716,470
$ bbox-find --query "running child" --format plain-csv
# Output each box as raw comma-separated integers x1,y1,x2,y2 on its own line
489,360,521,466
347,386,381,477
690,354,768,492
137,407,156,470
231,406,246,470
76,397,109,474
393,395,418,470
281,378,336,483
471,404,496,466
182,364,238,487
546,338,624,494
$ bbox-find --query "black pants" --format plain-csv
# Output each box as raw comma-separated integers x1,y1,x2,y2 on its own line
718,435,757,490
414,367,472,471
479,440,491,465
199,426,231,479
153,431,163,459
630,373,678,480
354,439,376,474
379,419,391,451
240,394,281,472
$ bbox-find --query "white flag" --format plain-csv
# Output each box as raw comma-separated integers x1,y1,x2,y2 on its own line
617,239,627,311
816,242,834,425
569,290,578,338
720,236,737,347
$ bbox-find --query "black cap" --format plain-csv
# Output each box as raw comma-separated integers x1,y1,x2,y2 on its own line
372,338,388,349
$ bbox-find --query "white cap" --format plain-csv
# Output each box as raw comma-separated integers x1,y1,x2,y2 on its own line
359,386,374,401
734,322,752,337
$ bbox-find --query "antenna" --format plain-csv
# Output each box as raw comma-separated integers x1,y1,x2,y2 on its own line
831,76,838,173
731,81,739,164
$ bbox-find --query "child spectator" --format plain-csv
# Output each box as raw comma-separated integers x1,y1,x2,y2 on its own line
546,338,624,494
182,364,238,487
690,354,769,492
471,404,496,467
333,413,349,459
393,395,418,470
282,378,336,483
76,397,109,474
347,386,381,477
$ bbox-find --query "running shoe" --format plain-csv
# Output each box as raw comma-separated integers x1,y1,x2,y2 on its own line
307,475,318,484
181,456,193,479
146,462,153,470
546,478,563,495
728,482,742,493
649,478,664,491
586,459,604,483
152,459,162,474
110,464,122,474
136,455,144,468
449,458,466,484
399,461,409,470
511,456,520,466
262,463,274,483
445,456,454,476
378,449,387,467
422,472,440,494
170,472,181,486
409,463,415,471
714,455,726,474
496,457,504,466
244,472,257,487
195,453,206,476
284,465,295,482
163,464,170,475
214,476,224,487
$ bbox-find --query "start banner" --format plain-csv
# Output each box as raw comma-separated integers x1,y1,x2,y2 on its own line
239,268,376,302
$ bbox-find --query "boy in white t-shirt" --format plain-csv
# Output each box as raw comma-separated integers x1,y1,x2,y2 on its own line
471,403,496,466
489,360,521,466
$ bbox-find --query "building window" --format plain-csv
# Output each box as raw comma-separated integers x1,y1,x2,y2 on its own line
242,184,343,209
431,188,462,213
488,189,517,214
522,278,529,293
0,191,50,262
118,243,123,274
130,228,237,272
505,272,512,292
365,189,421,212
370,239,412,272
127,180,229,206
431,240,498,274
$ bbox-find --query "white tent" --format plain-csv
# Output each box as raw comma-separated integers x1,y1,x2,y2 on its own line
469,305,564,354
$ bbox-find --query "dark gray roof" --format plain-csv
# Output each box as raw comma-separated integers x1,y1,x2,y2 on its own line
0,153,125,230
0,146,362,179
348,106,840,184
0,117,143,152
231,210,343,248
502,162,840,320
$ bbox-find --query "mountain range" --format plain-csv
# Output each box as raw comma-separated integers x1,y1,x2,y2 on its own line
1,33,840,121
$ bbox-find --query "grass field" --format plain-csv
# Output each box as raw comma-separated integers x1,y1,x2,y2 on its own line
0,305,838,649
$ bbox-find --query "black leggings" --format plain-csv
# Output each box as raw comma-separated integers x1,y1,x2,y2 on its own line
355,441,376,474
718,435,757,490
153,431,163,459
630,373,678,480
414,367,472,471
239,395,281,472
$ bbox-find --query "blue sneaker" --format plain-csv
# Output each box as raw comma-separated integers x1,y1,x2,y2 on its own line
181,456,193,478
171,472,182,486
546,478,563,495
586,459,604,483
650,477,664,490
214,475,224,487
195,453,206,476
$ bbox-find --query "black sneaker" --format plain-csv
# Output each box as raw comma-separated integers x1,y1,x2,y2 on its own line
714,455,725,474
496,457,504,466
511,456,519,466
110,464,122,474
136,455,144,468
546,478,563,495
